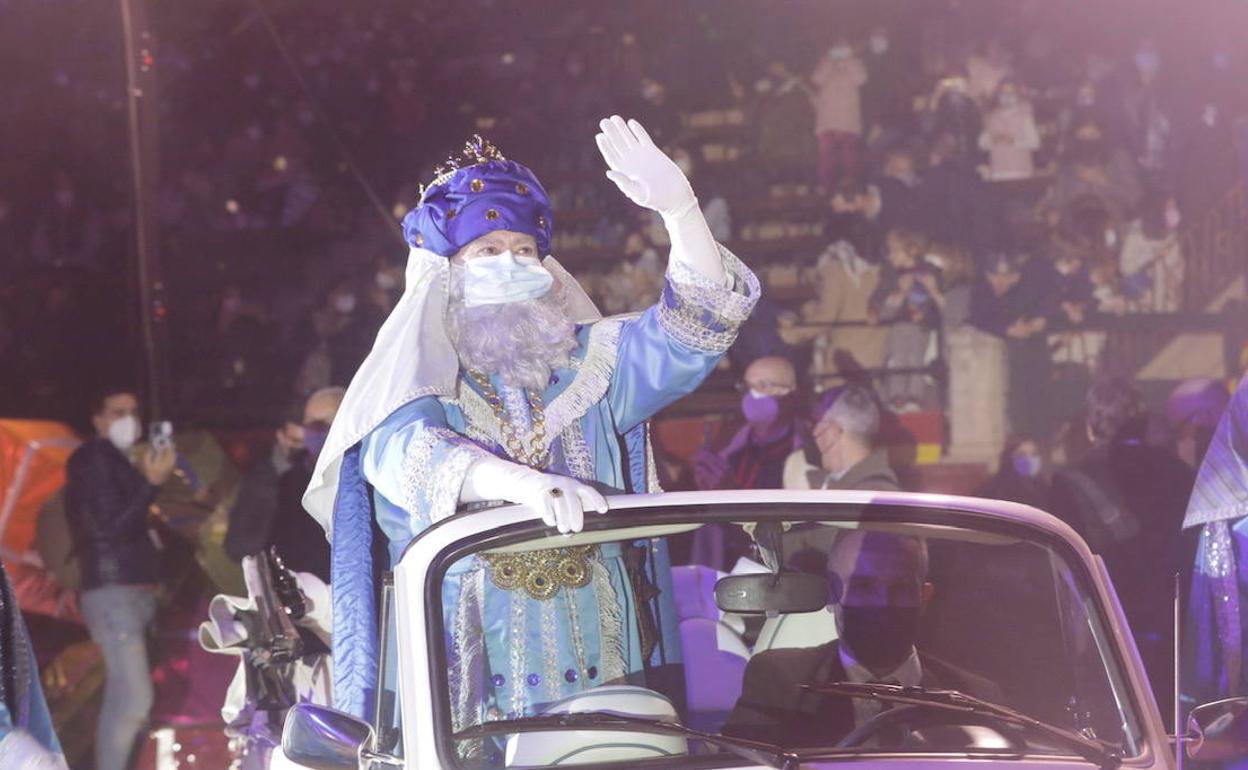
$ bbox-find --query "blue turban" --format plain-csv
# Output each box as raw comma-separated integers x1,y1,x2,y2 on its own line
402,158,554,258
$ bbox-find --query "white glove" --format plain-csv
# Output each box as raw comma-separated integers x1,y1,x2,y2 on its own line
595,115,728,286
461,455,609,534
595,116,696,219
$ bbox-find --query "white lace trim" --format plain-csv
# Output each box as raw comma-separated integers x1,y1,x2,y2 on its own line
561,422,595,481
448,320,624,464
544,320,623,438
450,566,486,744
659,245,760,353
400,425,488,524
644,424,664,493
592,560,627,683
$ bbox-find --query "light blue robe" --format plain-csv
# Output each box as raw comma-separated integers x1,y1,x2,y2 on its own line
332,249,758,732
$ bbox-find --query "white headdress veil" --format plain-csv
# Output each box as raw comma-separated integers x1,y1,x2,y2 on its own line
303,246,600,534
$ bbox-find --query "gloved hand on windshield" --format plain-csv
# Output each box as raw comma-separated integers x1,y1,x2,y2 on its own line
461,455,609,534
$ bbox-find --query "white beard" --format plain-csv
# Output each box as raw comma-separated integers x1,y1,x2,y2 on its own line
446,269,579,391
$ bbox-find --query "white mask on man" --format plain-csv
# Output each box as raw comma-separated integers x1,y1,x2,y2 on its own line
463,251,554,307
108,415,141,452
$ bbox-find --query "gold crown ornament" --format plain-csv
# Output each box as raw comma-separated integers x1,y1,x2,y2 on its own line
419,134,507,200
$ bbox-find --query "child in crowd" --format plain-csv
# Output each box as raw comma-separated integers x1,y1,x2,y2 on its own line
871,228,941,410
979,80,1041,182
1119,190,1184,312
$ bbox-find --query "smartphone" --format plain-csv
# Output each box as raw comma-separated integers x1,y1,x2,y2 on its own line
150,421,173,452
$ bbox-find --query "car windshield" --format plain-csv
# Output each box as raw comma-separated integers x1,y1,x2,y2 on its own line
429,502,1144,769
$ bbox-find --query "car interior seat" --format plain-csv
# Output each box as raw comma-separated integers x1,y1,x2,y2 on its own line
505,685,688,767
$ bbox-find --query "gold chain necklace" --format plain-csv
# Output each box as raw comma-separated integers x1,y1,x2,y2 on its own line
466,370,550,468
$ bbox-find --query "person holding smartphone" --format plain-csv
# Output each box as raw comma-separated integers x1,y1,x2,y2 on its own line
65,386,175,770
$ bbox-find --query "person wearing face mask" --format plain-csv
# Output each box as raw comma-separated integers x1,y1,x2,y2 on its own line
64,387,175,770
1118,189,1184,312
860,27,914,138
689,357,802,570
306,121,759,725
724,531,1001,747
694,357,802,492
809,38,868,189
225,387,343,583
979,80,1040,182
783,385,898,495
325,281,386,387
975,435,1050,510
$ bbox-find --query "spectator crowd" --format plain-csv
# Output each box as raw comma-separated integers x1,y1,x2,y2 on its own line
6,1,1248,763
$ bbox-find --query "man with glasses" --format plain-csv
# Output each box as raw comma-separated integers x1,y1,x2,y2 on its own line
695,356,802,491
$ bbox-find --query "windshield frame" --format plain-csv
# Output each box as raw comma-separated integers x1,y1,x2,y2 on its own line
414,496,1156,770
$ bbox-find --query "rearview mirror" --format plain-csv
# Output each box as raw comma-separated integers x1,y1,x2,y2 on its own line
1186,696,1248,760
715,572,830,615
282,702,376,770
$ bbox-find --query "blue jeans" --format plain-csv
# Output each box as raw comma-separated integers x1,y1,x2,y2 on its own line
81,585,157,770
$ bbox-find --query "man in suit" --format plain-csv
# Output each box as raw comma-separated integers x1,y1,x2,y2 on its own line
722,530,1000,748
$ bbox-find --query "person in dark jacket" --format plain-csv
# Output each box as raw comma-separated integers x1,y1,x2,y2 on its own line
225,387,343,582
969,252,1054,438
65,387,174,770
724,531,1001,747
1049,378,1195,716
784,384,901,493
782,385,902,574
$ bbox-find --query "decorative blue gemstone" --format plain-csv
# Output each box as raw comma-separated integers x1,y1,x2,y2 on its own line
526,673,541,687
491,674,505,688
564,669,578,683
587,666,598,680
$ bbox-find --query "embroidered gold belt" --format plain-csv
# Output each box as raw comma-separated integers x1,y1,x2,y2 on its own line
479,545,597,601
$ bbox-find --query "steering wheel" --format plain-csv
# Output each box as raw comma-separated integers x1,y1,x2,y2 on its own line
837,704,1030,751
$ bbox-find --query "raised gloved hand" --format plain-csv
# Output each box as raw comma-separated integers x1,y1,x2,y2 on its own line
461,455,609,534
595,115,697,219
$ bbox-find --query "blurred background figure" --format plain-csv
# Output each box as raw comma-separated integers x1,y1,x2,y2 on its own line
1182,377,1248,716
65,387,175,770
1049,377,1195,718
225,386,344,582
810,37,868,189
974,434,1050,510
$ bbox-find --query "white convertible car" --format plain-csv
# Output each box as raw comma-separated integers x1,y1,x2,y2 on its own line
275,490,1247,770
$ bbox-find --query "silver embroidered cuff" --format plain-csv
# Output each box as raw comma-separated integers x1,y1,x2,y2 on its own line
659,245,760,354
401,426,492,524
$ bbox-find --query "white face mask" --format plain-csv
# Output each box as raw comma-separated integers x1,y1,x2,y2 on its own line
108,415,141,452
829,45,852,60
463,251,554,308
375,271,398,291
333,294,357,314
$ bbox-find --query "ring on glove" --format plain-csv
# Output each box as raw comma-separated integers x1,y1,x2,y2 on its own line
548,488,564,498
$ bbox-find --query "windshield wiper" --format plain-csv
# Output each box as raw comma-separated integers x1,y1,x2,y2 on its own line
801,682,1121,770
455,711,800,770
